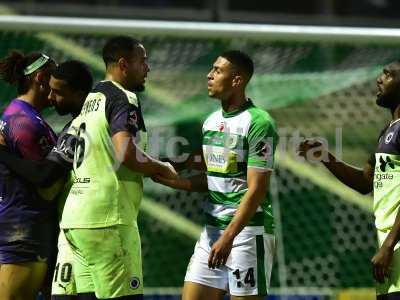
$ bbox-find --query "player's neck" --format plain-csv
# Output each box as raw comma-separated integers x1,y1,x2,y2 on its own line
221,92,247,113
392,105,400,121
105,73,128,90
18,89,46,112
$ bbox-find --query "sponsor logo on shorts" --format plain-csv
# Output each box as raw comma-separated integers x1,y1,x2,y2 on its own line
129,277,140,289
37,255,48,263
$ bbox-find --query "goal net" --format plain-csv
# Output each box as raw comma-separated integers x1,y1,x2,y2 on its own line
1,15,399,298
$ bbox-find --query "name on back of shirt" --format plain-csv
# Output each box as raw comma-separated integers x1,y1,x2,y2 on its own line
80,98,101,116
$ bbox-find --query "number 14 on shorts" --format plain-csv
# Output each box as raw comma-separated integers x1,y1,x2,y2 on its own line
233,268,255,288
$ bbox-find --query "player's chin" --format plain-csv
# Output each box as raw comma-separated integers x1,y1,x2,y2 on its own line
133,84,145,92
55,107,70,116
376,95,394,108
208,90,215,97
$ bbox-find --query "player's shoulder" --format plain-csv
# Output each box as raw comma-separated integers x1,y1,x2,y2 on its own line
203,109,222,127
379,119,400,146
247,102,276,130
3,100,33,123
94,81,138,107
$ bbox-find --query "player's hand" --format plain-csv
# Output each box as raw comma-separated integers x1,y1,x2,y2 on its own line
0,133,6,146
158,162,178,180
297,139,326,161
371,244,394,283
208,235,234,269
151,174,183,189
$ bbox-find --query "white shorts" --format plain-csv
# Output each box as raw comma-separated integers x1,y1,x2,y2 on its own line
184,226,275,297
51,230,77,296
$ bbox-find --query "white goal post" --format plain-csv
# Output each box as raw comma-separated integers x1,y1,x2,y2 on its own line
0,15,400,43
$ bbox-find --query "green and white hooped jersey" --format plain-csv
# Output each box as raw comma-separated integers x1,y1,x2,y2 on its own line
202,100,278,234
373,120,400,232
60,81,147,229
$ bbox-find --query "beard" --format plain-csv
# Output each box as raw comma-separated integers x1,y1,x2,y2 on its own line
376,90,400,109
133,84,145,92
54,105,70,116
54,106,70,116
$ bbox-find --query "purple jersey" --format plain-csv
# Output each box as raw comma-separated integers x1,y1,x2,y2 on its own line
0,99,57,263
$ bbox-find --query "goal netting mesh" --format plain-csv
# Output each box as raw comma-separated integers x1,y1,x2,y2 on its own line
1,17,399,294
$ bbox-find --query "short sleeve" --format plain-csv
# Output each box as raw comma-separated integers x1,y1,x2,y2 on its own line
105,96,143,137
247,116,279,170
7,114,48,160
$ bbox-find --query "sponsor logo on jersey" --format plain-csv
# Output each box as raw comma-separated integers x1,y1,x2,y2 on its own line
0,120,6,132
53,133,77,162
379,155,395,172
207,153,226,165
74,177,91,184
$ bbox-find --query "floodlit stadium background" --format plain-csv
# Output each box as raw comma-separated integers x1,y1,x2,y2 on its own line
2,1,400,299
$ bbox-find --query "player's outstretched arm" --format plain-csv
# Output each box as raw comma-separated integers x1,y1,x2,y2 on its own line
151,173,208,192
208,168,270,269
298,139,373,194
112,130,178,180
162,148,206,172
0,145,67,188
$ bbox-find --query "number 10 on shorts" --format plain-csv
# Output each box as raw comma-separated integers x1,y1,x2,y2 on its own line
54,262,73,283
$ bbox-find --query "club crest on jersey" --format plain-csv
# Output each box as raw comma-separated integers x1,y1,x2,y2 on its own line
385,132,394,144
128,111,138,126
219,122,225,132
226,135,238,149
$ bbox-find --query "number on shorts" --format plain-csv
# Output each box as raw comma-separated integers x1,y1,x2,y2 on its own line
53,262,72,283
244,267,255,287
232,268,255,288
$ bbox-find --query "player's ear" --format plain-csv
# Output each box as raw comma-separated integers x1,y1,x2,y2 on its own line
232,74,243,88
35,71,44,85
35,70,49,88
118,57,129,73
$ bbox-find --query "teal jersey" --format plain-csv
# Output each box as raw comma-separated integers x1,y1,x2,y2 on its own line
202,100,278,234
373,120,400,231
60,81,148,229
